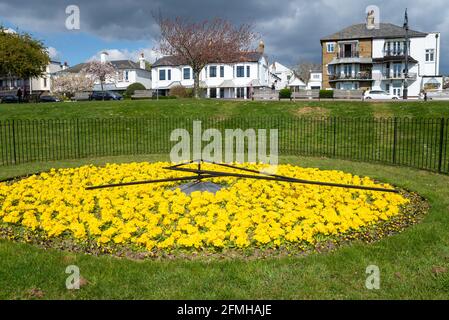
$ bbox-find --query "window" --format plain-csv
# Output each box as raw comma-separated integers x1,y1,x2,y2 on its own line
426,49,435,62
43,77,47,87
209,66,217,78
246,66,250,77
326,43,335,53
393,63,402,77
183,68,191,80
236,87,245,98
159,69,166,80
168,69,171,80
124,71,129,81
220,66,224,78
236,66,245,77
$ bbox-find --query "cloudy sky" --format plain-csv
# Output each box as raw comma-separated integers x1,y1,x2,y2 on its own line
1,0,447,73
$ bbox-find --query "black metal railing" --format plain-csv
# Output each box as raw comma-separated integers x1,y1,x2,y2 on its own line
0,117,448,174
337,51,360,59
329,72,372,81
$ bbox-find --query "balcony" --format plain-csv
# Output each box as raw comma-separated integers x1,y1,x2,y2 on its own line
383,49,406,57
329,71,373,82
382,72,417,80
337,51,360,59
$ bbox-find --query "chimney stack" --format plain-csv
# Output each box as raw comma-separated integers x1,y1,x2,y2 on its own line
139,53,146,70
100,51,108,63
257,40,265,54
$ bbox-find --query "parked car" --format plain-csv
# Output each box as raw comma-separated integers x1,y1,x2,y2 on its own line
39,95,61,103
364,90,400,100
0,95,19,103
89,91,123,101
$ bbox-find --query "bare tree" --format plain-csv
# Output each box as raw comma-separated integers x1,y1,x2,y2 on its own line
155,16,257,98
293,61,321,85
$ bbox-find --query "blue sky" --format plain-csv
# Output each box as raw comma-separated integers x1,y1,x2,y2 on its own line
1,0,448,73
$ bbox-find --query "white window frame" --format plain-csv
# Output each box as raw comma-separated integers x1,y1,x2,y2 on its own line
425,49,435,62
183,67,191,80
326,42,335,53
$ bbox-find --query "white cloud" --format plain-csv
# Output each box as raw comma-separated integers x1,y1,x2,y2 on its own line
47,46,60,60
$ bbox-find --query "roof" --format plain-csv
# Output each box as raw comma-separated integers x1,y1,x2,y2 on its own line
152,52,265,67
321,23,428,42
64,60,146,73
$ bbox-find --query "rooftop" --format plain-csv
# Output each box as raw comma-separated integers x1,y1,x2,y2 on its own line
321,23,428,42
64,60,147,73
152,52,265,67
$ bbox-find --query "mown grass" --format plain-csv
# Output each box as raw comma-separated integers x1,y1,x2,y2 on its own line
1,100,449,173
1,99,449,120
1,155,448,299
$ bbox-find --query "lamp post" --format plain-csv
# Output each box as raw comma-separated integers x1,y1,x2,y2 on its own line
403,8,409,100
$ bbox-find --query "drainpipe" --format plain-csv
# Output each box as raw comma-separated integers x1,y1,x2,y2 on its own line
435,33,439,76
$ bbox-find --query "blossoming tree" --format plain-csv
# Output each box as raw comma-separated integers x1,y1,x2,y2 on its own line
155,16,257,98
52,72,95,98
81,61,116,95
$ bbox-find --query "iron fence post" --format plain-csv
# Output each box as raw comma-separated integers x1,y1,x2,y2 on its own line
438,118,445,173
11,120,17,165
392,117,398,164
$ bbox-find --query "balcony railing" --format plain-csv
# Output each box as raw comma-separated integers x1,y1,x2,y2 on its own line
329,72,372,81
337,51,360,59
382,72,417,80
383,49,406,57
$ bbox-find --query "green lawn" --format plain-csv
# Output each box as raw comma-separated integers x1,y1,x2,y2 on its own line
1,100,449,172
1,99,449,120
1,155,449,299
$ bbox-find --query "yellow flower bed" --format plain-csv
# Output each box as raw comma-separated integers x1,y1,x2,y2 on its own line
0,162,409,253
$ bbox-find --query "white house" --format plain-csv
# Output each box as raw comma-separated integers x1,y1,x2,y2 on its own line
269,61,295,90
0,60,65,96
62,52,152,92
321,15,442,98
307,69,322,90
151,41,270,99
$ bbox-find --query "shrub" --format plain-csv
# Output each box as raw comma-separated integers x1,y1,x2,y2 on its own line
169,85,193,98
319,90,334,99
124,83,146,98
279,88,292,99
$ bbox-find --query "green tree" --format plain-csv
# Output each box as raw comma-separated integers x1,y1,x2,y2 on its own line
0,27,50,79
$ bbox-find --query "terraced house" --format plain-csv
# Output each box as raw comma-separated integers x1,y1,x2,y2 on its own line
321,14,442,98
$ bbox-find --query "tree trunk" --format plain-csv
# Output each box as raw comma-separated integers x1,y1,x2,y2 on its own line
101,81,104,101
193,70,200,99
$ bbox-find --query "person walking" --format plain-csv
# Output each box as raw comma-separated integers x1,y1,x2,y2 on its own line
17,88,23,103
